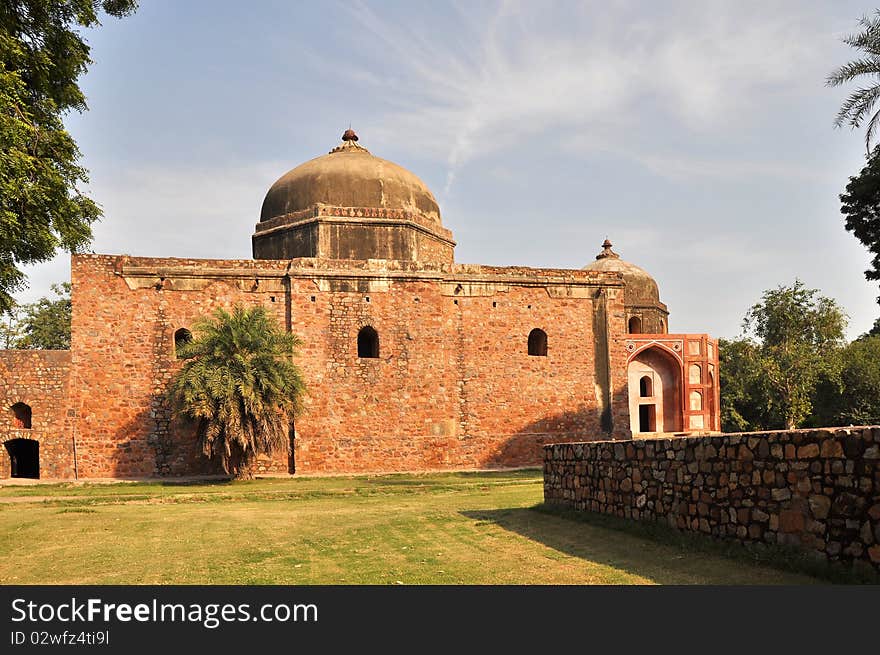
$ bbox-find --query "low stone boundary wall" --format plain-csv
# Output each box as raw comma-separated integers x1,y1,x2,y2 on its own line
543,427,880,572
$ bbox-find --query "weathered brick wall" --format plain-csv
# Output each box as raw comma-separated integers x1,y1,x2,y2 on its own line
0,350,74,478
67,254,631,478
544,428,880,571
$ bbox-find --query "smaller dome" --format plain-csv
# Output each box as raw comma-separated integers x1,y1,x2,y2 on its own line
582,239,660,306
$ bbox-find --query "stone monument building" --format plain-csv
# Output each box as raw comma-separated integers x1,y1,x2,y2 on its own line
1,130,719,479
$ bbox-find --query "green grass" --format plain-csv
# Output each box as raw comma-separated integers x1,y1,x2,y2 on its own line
0,470,825,584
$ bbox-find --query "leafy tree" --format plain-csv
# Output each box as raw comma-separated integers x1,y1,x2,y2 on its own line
167,305,306,478
0,306,23,348
840,147,880,300
741,280,846,430
718,338,778,432
15,281,70,348
827,11,880,152
0,0,138,313
811,336,880,426
864,316,880,337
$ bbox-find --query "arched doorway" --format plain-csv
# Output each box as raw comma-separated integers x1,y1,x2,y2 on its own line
5,438,39,479
627,347,682,435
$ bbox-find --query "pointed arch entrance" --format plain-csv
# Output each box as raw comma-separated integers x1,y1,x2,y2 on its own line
627,346,682,435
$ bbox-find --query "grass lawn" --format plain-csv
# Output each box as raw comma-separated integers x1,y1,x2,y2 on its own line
0,470,823,585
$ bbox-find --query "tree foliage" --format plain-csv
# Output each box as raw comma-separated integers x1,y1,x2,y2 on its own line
840,145,880,298
738,280,846,430
0,306,23,348
0,0,137,313
811,336,880,427
15,280,70,348
718,338,777,432
167,306,306,478
721,283,880,431
827,10,880,152
0,281,70,348
864,316,880,337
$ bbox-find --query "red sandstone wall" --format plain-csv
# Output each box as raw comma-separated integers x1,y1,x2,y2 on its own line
68,254,630,478
69,255,272,477
293,282,628,473
0,350,74,479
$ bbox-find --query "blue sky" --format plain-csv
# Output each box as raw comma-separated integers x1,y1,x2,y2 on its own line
16,0,880,340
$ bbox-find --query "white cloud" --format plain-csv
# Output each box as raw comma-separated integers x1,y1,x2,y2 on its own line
339,0,829,191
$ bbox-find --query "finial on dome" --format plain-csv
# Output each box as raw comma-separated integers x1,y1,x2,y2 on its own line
330,128,369,154
596,238,620,260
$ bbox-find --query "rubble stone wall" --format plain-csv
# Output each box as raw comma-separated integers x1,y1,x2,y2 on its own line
544,427,880,571
0,350,74,478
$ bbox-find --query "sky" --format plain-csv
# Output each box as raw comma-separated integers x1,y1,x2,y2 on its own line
15,0,880,340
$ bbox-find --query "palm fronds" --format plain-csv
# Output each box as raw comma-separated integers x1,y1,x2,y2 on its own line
167,305,306,477
828,11,880,151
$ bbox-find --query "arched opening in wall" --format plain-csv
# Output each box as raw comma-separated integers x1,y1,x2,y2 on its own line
627,346,682,435
628,316,642,334
174,328,192,358
689,390,705,430
527,328,547,356
5,438,39,478
10,403,32,429
659,319,666,333
357,326,379,358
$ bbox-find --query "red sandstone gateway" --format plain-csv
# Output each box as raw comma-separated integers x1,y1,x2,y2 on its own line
0,131,719,480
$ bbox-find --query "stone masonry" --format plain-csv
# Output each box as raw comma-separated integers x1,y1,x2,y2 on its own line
52,253,633,478
0,350,74,479
544,427,880,572
1,131,720,480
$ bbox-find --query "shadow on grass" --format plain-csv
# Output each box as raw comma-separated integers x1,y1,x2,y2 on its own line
461,505,879,585
359,469,542,486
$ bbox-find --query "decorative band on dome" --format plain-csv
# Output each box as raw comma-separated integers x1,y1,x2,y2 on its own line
329,132,370,155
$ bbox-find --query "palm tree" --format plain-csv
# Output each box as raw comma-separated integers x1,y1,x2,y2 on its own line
167,305,306,478
828,11,880,152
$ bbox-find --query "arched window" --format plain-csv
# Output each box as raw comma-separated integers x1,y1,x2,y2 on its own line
639,376,653,397
628,316,642,334
527,329,547,356
11,403,32,429
174,328,192,358
358,326,379,358
659,318,666,333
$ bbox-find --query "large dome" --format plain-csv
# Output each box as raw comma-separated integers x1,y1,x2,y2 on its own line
259,129,441,227
582,239,660,306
